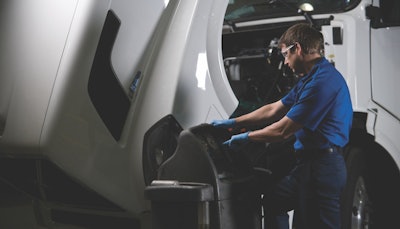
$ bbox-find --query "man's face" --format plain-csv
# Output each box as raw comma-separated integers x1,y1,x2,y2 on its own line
281,43,305,75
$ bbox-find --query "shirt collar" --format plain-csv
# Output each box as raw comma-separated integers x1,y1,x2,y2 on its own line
300,57,326,83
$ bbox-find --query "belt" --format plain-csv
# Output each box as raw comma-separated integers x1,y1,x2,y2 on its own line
295,145,342,158
322,146,341,153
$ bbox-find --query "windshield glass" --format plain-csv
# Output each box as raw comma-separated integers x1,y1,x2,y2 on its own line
225,0,360,21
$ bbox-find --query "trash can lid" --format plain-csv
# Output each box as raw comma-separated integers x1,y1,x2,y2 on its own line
144,181,214,202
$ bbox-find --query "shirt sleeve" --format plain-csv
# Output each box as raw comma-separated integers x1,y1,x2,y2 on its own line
281,82,299,108
286,79,337,131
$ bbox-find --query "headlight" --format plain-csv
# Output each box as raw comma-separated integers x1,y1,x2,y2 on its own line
143,115,183,185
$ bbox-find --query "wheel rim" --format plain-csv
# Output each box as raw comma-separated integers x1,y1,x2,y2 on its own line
351,177,371,229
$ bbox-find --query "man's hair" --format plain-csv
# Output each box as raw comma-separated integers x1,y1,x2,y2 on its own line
279,23,324,55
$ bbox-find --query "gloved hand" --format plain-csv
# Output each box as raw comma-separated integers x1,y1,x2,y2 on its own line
211,119,236,129
223,132,250,151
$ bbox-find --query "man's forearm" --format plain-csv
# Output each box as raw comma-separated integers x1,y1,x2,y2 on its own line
248,116,302,143
235,101,287,127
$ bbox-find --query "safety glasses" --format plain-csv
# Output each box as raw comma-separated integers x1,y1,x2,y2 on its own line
281,44,296,58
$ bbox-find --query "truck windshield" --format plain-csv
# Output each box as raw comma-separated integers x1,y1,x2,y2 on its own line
225,0,360,21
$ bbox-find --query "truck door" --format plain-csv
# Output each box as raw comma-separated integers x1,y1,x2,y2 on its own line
370,0,400,120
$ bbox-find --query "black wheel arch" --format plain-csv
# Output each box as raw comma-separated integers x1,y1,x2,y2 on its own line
341,112,400,228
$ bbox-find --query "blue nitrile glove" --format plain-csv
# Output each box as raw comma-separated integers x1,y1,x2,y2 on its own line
211,119,236,129
223,132,250,151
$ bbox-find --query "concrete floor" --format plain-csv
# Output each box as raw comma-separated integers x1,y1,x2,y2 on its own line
0,181,87,229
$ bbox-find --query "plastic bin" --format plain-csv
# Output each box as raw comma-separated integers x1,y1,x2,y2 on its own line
145,180,214,229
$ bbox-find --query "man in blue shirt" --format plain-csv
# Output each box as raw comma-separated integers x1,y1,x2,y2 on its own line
212,23,352,229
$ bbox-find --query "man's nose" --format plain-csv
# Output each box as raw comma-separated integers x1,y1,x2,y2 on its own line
284,58,289,65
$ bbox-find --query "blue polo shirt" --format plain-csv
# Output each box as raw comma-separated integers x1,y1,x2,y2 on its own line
281,57,353,150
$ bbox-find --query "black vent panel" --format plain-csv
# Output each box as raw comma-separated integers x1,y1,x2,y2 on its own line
88,10,130,141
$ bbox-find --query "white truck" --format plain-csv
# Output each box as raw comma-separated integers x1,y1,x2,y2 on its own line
0,0,399,228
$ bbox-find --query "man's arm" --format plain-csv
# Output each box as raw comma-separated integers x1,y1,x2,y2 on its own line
235,100,289,127
248,115,302,143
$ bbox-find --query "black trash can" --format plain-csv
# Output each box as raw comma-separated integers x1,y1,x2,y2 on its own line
145,124,261,229
145,180,214,229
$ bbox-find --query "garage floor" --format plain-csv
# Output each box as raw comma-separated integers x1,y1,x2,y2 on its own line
0,181,86,229
0,180,138,229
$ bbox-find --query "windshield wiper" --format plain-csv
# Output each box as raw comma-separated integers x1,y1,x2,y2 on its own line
224,2,271,31
225,2,269,21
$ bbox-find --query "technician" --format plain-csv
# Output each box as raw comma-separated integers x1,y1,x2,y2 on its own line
212,23,352,229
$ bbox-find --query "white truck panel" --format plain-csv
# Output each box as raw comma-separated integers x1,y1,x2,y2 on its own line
0,0,78,152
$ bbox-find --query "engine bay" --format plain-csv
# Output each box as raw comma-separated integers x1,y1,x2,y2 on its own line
222,24,299,117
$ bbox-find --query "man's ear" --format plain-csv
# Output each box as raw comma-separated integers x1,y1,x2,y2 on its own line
295,42,302,55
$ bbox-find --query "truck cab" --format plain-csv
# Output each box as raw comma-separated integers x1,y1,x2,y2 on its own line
0,0,399,228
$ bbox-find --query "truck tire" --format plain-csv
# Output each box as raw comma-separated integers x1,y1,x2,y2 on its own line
341,146,372,229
